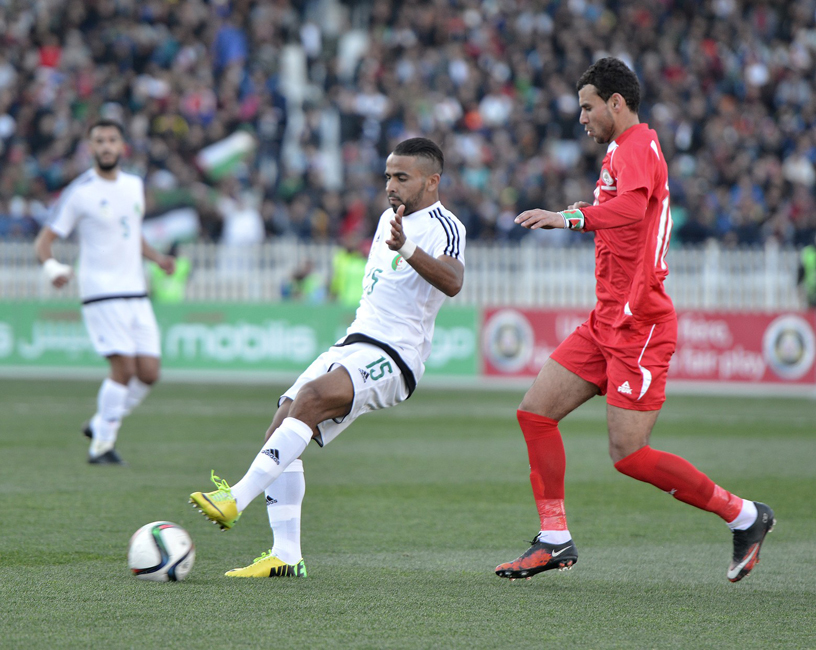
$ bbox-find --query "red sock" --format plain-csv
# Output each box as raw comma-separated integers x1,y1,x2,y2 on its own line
517,409,567,531
614,445,743,523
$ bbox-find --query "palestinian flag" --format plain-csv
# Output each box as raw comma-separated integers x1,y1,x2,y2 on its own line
196,131,256,181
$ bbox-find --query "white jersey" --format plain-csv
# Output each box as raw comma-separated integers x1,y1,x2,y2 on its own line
49,169,147,303
346,200,466,378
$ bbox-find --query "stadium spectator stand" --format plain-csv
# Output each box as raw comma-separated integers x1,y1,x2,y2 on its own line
0,0,815,251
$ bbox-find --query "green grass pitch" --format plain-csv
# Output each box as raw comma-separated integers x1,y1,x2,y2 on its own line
1,378,814,649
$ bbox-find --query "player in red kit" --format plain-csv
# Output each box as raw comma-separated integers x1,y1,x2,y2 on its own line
495,58,774,583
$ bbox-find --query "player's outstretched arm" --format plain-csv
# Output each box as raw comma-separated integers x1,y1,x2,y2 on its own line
387,205,464,297
34,226,72,288
514,208,567,230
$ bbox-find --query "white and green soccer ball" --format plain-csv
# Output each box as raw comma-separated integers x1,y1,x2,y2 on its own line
127,521,195,582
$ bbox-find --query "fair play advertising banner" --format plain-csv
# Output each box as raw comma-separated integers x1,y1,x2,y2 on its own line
481,308,816,387
0,302,478,377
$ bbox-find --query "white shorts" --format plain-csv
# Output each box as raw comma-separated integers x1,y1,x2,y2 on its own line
81,298,161,358
281,342,412,446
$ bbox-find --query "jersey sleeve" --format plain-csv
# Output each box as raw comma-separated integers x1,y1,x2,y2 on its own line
581,188,648,231
614,140,657,196
47,186,82,238
428,213,466,262
583,136,660,231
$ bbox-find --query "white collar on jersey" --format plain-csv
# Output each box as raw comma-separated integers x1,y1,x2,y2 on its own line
403,200,443,218
91,168,122,183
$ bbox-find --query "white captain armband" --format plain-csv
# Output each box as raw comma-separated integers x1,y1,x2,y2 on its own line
43,258,72,282
558,209,585,231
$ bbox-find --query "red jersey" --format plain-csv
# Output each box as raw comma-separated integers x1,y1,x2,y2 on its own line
581,123,675,328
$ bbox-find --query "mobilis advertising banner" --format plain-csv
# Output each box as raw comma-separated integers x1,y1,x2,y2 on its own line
481,308,816,388
0,302,478,377
3,303,814,389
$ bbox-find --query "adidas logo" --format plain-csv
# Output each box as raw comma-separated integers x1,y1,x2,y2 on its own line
265,495,278,506
617,381,632,395
262,448,280,465
359,368,370,382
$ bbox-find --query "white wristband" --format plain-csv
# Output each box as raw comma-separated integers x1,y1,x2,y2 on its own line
397,239,417,260
43,258,72,282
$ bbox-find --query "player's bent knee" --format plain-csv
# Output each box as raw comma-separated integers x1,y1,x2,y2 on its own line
517,394,538,414
293,382,320,407
289,385,329,424
609,448,626,465
138,371,159,385
290,381,351,427
517,399,555,420
609,440,644,465
110,368,136,385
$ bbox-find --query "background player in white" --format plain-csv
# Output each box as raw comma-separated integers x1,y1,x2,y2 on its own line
34,119,175,465
189,137,466,577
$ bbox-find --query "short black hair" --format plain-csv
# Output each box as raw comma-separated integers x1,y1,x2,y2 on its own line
577,57,641,113
88,118,125,137
392,137,444,175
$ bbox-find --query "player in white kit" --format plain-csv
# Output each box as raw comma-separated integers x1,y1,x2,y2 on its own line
189,137,466,577
34,119,175,465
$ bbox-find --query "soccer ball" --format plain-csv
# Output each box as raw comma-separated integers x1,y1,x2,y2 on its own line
127,521,195,582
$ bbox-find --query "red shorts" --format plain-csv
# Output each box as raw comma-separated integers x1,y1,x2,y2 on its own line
550,312,677,411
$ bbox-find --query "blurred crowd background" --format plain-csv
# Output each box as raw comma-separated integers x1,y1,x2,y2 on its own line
2,0,816,251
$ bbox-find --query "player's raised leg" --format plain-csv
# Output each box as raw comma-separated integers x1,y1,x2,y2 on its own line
190,367,352,530
609,405,775,582
188,417,312,530
496,360,598,579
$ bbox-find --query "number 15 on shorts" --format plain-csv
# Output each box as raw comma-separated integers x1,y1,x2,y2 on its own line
366,356,393,381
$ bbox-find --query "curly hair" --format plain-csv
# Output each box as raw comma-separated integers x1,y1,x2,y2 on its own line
576,57,641,113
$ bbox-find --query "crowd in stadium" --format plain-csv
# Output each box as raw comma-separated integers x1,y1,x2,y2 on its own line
2,0,816,249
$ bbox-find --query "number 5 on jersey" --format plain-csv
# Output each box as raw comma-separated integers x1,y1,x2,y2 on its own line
364,267,382,295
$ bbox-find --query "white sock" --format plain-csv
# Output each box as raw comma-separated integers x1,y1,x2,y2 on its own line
266,459,305,565
727,499,758,530
230,417,312,512
123,377,151,416
89,379,128,457
537,530,572,545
